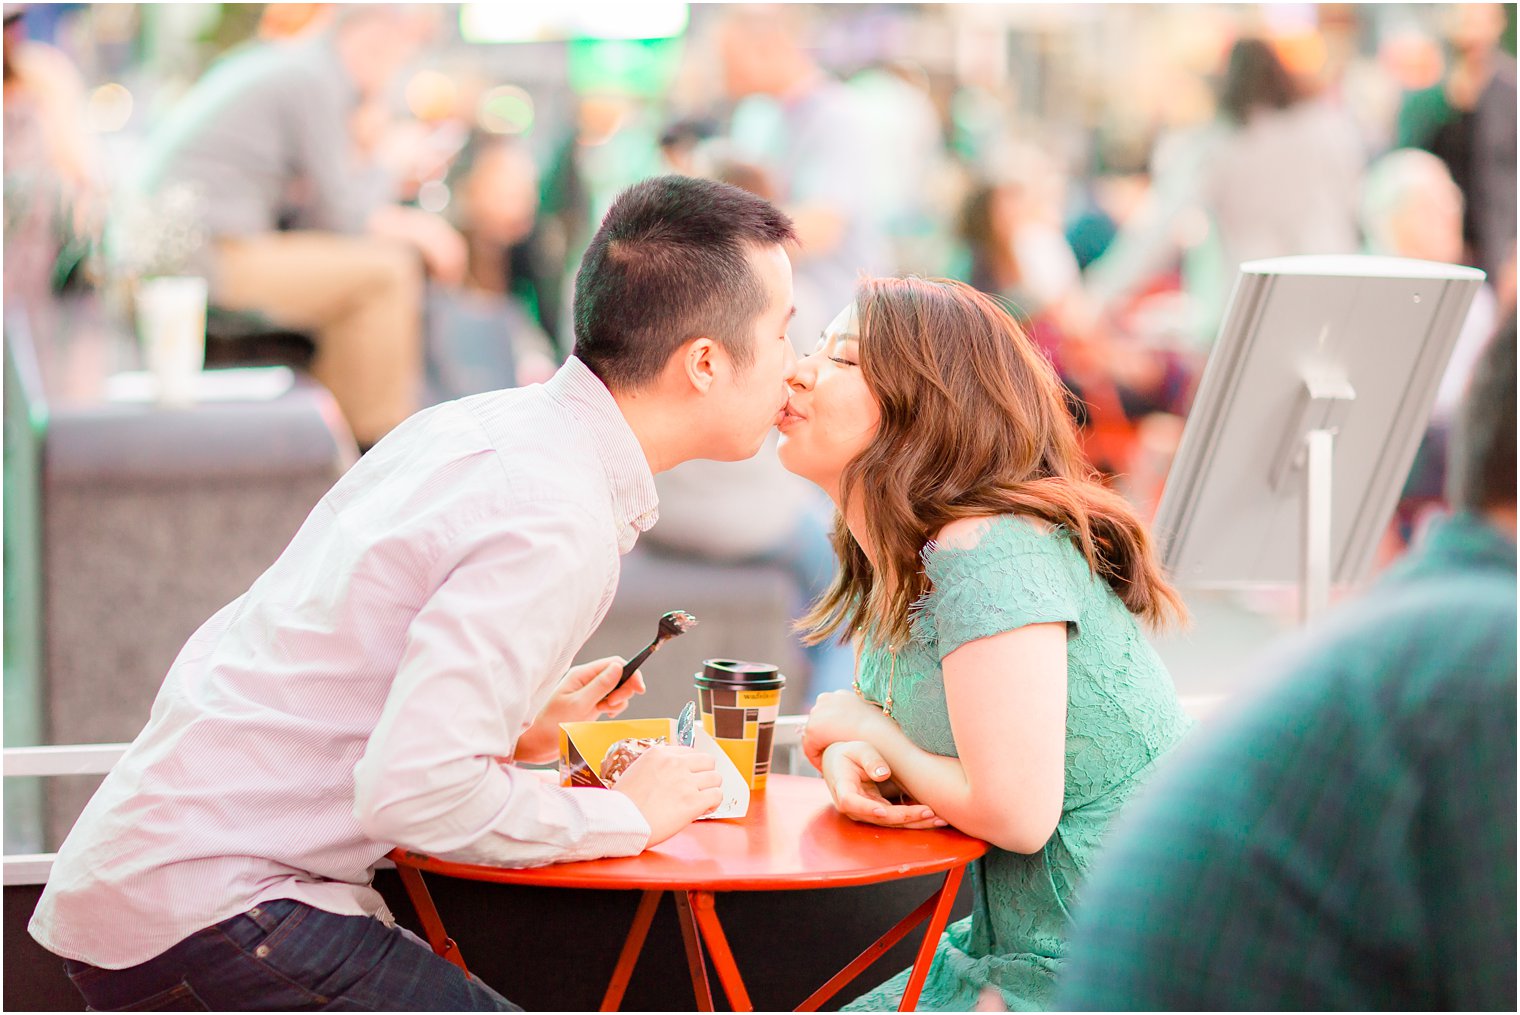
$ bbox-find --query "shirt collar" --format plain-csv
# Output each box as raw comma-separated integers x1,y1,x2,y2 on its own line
545,357,659,550
1419,511,1516,574
1390,510,1517,586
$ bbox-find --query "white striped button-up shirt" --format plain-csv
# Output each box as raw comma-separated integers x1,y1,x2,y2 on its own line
31,357,660,968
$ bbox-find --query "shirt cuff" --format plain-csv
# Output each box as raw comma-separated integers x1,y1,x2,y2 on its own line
575,786,652,858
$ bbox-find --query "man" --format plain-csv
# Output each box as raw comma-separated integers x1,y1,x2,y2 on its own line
135,5,464,448
1397,2,1517,283
1361,147,1500,542
31,175,800,1011
1058,314,1518,1010
716,3,889,348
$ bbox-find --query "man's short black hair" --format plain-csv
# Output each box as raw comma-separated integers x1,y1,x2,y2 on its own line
571,175,795,392
1448,309,1517,513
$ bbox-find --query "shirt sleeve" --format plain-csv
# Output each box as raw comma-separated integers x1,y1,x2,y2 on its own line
925,519,1085,660
352,497,651,867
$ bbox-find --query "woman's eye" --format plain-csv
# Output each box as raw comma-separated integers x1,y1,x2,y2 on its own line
829,356,858,367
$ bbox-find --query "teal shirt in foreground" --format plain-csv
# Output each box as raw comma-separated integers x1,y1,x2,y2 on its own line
1058,512,1518,1011
842,515,1192,1012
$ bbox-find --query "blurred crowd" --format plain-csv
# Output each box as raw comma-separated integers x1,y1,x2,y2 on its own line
5,1,1516,580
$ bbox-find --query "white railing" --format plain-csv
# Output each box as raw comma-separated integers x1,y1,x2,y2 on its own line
4,743,128,886
0,700,1217,886
4,743,130,778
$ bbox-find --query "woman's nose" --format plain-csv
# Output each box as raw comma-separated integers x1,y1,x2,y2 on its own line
787,355,817,390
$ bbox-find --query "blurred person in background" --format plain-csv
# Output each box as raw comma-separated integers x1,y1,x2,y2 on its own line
847,59,953,276
718,3,891,348
133,4,465,449
3,2,99,315
958,156,1083,329
423,132,558,401
1058,313,1517,1011
791,278,1192,1011
1398,2,1516,281
1084,36,1365,345
958,150,1187,484
1361,147,1501,545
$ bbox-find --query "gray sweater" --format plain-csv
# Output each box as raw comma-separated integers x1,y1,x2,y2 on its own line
137,36,372,240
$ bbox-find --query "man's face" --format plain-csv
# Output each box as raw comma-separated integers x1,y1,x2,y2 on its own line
704,242,796,461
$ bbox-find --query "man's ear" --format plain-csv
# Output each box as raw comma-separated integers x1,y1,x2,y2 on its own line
683,337,719,393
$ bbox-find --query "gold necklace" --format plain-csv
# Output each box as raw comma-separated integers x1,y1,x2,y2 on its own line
853,644,898,718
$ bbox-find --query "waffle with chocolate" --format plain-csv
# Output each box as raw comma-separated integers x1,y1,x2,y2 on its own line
598,736,666,786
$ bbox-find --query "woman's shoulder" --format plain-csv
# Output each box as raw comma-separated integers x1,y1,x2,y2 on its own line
922,513,1085,587
927,513,1063,557
912,513,1093,647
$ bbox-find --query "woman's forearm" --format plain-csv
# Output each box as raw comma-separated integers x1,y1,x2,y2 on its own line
858,721,1036,852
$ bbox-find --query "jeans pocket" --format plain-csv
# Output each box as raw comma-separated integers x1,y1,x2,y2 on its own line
70,978,209,1012
219,899,309,956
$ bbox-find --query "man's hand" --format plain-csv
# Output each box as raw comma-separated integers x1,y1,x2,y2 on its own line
366,204,468,286
801,690,891,773
512,657,645,764
819,741,944,829
613,745,724,846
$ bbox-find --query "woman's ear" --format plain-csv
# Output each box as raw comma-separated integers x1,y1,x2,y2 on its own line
684,336,718,393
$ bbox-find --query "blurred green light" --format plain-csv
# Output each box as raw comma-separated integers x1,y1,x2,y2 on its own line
479,85,536,135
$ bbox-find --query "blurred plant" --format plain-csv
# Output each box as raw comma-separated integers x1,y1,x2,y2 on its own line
106,182,207,280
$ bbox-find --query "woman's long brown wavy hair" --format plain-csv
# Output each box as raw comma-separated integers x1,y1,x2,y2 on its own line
800,276,1187,648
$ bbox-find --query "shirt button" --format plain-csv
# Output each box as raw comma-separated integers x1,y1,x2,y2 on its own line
255,945,270,958
248,908,261,918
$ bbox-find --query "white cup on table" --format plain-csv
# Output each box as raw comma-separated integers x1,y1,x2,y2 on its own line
136,275,208,408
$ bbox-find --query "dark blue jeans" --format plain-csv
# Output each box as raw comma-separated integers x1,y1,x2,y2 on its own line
61,899,520,1011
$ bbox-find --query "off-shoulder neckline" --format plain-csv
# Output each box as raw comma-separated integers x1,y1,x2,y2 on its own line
920,513,1064,566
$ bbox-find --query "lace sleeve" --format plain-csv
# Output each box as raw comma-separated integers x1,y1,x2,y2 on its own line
920,516,1087,660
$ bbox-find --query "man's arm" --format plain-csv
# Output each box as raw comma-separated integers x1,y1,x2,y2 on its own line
351,502,652,867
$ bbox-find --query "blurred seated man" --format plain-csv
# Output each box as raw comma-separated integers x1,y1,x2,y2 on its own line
1058,314,1517,1011
1361,147,1500,543
135,5,464,448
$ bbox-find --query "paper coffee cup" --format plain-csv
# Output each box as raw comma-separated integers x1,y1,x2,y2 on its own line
694,659,784,790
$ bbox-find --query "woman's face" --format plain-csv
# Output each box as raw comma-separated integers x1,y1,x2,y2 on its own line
776,302,882,500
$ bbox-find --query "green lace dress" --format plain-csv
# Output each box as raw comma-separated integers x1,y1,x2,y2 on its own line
841,515,1194,1012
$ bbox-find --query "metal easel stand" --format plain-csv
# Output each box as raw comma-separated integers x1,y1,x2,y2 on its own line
1271,374,1356,625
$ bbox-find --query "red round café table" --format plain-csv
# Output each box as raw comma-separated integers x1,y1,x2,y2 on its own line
388,774,988,1012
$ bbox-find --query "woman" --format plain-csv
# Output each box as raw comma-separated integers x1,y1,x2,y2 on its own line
780,277,1193,1011
1084,36,1364,344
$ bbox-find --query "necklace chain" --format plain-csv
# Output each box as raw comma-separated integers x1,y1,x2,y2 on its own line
853,644,898,718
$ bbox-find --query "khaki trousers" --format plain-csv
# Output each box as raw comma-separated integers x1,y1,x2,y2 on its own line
213,233,423,447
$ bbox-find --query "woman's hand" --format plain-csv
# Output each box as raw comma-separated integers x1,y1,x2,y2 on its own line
802,690,893,772
512,657,644,764
821,741,945,830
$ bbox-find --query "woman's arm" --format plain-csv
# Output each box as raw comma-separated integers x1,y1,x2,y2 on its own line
804,621,1068,853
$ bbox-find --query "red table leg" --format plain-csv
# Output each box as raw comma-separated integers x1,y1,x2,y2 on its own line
896,864,965,1011
687,891,753,1012
599,889,662,1012
673,890,716,1011
794,884,944,1011
394,862,470,973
